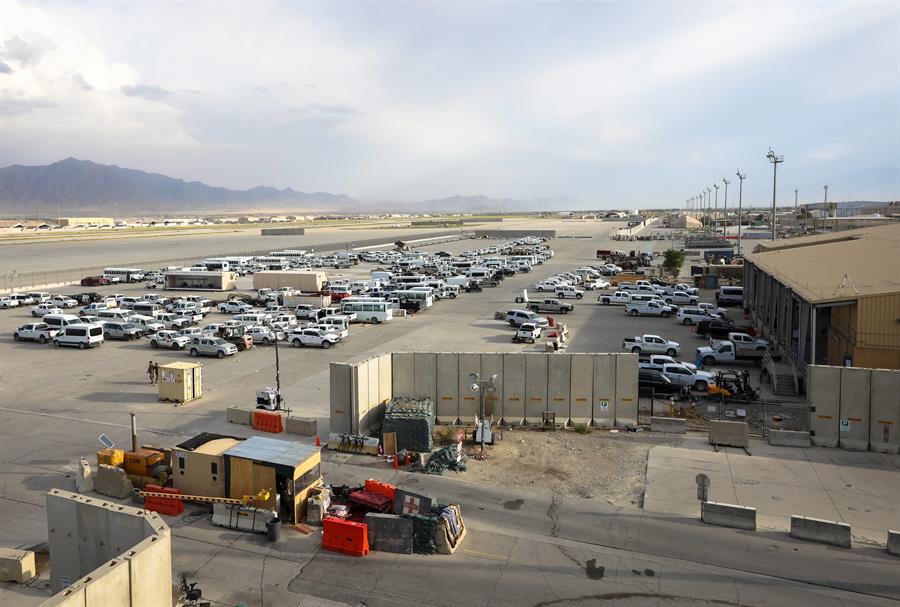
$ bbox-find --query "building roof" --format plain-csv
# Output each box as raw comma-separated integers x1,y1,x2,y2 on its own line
746,223,900,304
223,436,319,467
176,432,244,452
159,361,201,370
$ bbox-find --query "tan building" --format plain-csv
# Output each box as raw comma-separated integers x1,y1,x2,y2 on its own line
744,224,900,385
253,270,326,292
173,433,322,524
670,215,701,229
57,217,114,226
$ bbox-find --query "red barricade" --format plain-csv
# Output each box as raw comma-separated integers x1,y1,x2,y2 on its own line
143,484,184,516
322,516,369,557
364,479,396,506
252,410,283,433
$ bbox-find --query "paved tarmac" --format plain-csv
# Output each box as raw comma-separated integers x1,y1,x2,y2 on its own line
1,218,898,606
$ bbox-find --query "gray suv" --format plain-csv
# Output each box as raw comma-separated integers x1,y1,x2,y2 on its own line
103,322,144,341
505,309,549,328
189,337,238,358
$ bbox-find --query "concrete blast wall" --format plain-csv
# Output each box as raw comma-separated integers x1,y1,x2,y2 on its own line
808,364,900,453
261,227,306,235
331,352,639,430
473,229,557,238
330,354,393,435
43,489,171,607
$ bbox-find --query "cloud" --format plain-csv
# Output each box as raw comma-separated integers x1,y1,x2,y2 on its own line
71,72,92,90
120,83,171,100
2,32,56,65
1,92,56,115
0,61,11,73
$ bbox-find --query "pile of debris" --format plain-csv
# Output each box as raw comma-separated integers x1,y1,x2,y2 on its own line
383,397,435,453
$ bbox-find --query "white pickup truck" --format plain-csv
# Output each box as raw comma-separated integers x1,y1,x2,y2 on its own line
597,291,632,305
625,301,674,317
696,336,768,365
622,335,681,356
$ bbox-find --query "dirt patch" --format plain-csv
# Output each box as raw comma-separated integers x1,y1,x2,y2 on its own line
453,428,681,508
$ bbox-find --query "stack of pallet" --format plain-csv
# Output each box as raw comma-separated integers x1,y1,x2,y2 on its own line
382,397,435,453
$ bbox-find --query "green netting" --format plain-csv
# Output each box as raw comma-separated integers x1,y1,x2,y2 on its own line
383,397,435,453
423,446,467,475
403,513,439,555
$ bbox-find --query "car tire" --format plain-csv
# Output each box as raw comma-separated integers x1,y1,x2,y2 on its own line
14,334,21,341
508,320,516,327
263,338,271,346
292,339,302,348
665,298,672,304
661,312,670,318
683,318,693,325
79,343,85,349
151,341,159,348
561,308,568,314
576,294,583,299
322,341,331,349
666,348,677,356
217,351,225,358
450,293,457,299
190,348,199,357
631,346,641,354
602,299,610,305
629,310,638,316
695,380,708,391
173,343,182,350
55,341,60,347
104,332,110,340
703,355,715,365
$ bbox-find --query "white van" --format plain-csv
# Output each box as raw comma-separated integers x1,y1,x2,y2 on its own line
43,314,83,330
132,302,162,317
53,323,105,348
446,276,471,289
27,292,51,303
98,309,134,322
233,312,270,327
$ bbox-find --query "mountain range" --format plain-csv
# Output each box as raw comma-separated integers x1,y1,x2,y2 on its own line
0,158,570,214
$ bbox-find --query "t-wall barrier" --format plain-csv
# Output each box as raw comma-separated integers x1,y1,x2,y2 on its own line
330,352,638,430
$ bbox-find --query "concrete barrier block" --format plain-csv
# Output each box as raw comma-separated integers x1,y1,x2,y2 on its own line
701,501,756,531
40,583,86,607
790,515,851,548
888,530,899,557
768,430,811,448
650,417,687,434
365,513,414,554
709,420,749,448
285,416,318,436
226,405,253,426
0,548,36,583
74,457,93,493
94,464,134,499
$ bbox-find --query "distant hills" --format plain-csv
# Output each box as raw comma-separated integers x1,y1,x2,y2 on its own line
0,158,358,213
0,158,579,215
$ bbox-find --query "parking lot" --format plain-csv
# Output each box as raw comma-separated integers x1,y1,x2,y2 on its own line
5,218,900,607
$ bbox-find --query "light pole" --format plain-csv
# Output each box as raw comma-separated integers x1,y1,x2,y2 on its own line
713,183,720,234
794,189,798,215
722,178,730,237
766,148,784,240
736,171,746,255
469,372,498,456
706,187,712,232
824,184,830,217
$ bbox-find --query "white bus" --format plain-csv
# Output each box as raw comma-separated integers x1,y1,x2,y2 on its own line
200,258,231,272
270,250,310,262
340,300,393,324
394,290,434,309
254,256,289,270
103,267,146,282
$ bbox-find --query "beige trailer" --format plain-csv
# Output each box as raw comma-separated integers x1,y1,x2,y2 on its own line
164,270,237,291
158,361,203,403
253,271,327,292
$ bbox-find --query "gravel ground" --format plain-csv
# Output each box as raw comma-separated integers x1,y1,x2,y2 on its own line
448,427,685,508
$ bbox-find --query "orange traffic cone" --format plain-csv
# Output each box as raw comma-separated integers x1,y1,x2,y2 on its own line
391,455,398,469
315,435,321,447
404,452,410,465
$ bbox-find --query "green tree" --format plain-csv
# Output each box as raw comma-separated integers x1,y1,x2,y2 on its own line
661,249,686,278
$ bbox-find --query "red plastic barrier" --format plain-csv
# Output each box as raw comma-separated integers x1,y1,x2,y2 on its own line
364,479,396,505
143,484,184,516
322,516,369,557
252,410,283,433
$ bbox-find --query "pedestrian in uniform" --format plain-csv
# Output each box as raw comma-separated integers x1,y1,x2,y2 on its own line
153,362,161,384
147,361,156,384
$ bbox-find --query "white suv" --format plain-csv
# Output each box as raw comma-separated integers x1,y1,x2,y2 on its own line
554,285,585,300
505,309,549,327
290,328,340,348
676,307,710,325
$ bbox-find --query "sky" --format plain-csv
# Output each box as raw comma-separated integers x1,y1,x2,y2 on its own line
0,1,898,208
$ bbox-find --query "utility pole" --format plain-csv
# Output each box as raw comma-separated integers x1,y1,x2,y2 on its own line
722,178,730,237
824,184,830,218
736,171,746,255
766,148,784,240
794,189,798,215
713,183,720,234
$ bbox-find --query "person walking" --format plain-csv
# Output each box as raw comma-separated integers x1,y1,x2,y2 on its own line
147,361,156,384
153,362,161,384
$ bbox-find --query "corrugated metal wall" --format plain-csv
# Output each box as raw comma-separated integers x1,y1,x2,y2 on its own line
856,294,900,349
